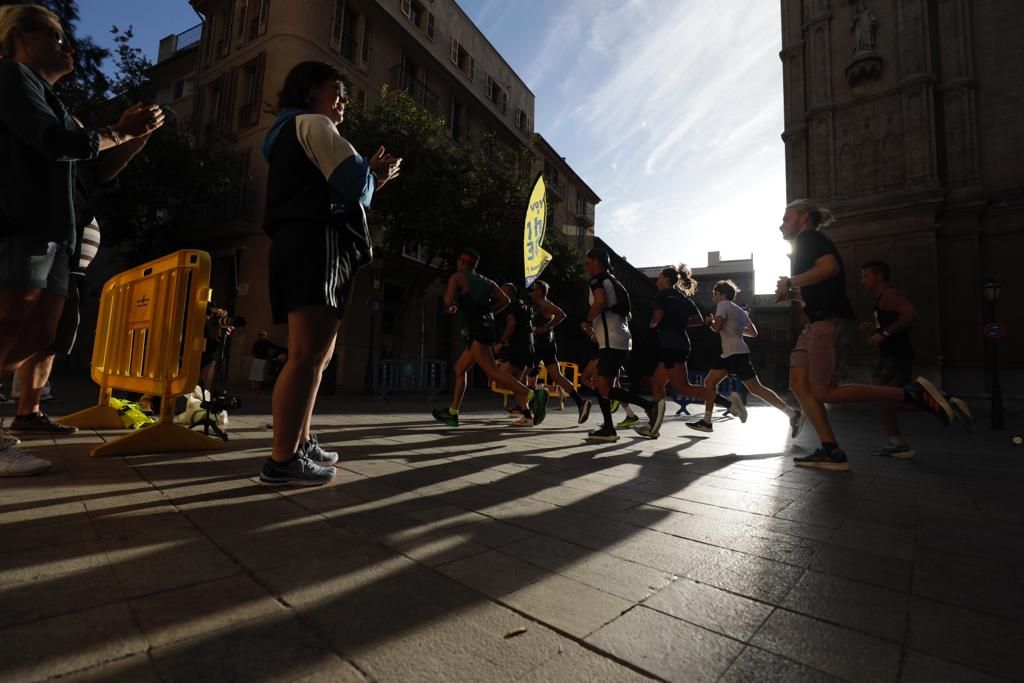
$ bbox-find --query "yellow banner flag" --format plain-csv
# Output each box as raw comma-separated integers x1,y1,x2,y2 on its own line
523,173,552,287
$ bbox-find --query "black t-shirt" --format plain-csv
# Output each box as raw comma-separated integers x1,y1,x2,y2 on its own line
792,230,854,322
505,299,534,351
655,288,698,350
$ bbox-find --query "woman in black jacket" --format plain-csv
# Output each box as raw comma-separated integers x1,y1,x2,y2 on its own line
0,3,162,476
257,61,400,486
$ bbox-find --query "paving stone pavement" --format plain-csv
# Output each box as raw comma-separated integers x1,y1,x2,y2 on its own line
2,390,1024,682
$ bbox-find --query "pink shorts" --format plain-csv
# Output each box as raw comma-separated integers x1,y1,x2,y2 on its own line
790,318,852,386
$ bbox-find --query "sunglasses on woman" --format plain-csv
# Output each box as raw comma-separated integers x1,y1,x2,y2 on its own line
29,27,69,48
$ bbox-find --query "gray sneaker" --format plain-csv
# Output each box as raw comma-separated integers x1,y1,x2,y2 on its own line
0,444,52,477
728,392,748,423
303,433,339,466
258,454,335,486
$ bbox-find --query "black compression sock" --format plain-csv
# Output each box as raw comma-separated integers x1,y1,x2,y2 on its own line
609,387,652,410
598,396,613,425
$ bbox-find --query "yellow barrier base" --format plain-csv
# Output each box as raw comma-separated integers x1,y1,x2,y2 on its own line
56,405,125,430
90,421,226,458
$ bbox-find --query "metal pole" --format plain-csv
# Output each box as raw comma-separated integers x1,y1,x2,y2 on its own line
990,298,1005,430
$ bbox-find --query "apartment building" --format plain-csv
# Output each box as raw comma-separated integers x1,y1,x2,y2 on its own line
532,134,599,254
150,0,599,390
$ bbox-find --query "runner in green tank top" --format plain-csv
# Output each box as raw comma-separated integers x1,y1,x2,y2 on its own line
432,248,548,427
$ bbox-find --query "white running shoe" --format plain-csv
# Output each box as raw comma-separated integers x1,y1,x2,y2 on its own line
2,432,21,449
729,392,748,423
0,444,52,477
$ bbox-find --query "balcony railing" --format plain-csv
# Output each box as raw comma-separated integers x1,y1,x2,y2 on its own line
575,200,595,226
177,24,202,52
389,65,442,118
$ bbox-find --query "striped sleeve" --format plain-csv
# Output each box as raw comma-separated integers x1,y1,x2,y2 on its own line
294,114,375,207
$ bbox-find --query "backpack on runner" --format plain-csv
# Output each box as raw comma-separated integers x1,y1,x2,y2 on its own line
606,274,631,318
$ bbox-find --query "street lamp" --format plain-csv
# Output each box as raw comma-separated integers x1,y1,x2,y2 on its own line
982,278,1005,429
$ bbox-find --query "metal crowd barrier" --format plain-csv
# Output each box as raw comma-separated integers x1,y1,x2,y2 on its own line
58,250,225,457
375,359,447,400
672,371,747,415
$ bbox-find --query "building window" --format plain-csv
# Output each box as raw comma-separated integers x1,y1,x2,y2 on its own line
449,97,466,142
202,13,217,64
247,0,269,41
237,53,266,129
217,7,233,57
236,0,248,40
339,6,359,62
516,107,531,133
426,12,435,40
330,0,344,51
356,88,367,108
359,18,371,66
173,79,185,100
450,37,474,80
402,0,425,28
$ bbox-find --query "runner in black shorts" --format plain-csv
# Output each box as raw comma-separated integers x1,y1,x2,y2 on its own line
858,261,967,459
432,249,548,428
641,265,734,435
495,283,534,382
687,280,801,435
582,249,665,442
528,280,591,423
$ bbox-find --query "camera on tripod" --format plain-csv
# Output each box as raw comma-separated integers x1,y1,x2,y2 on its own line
201,392,241,413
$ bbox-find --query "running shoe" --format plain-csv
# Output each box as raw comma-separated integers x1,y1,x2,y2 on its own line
577,399,592,424
0,443,52,477
587,424,620,442
610,400,621,414
905,377,953,426
793,447,850,471
634,424,659,439
728,393,747,423
870,443,914,459
616,415,640,429
511,415,534,426
789,410,805,439
7,412,78,435
949,397,975,434
1,428,21,448
431,408,459,427
646,399,666,438
686,419,713,433
258,454,335,486
303,434,339,466
530,388,549,426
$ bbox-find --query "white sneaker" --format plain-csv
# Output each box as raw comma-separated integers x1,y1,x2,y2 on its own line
729,392,748,423
2,432,21,448
511,415,534,426
0,444,52,477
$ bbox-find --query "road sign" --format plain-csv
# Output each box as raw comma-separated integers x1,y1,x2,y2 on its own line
984,322,1005,340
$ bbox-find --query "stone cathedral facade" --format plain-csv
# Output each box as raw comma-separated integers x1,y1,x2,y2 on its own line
780,0,1023,393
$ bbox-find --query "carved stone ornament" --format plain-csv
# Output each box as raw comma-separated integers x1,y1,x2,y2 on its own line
846,1,883,86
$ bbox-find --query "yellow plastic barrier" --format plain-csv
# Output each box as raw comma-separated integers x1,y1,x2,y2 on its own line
58,250,225,457
489,360,581,410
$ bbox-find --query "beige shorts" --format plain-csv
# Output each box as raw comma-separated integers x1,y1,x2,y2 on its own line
790,318,852,386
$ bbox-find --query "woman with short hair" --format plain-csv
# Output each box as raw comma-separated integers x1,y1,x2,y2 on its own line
258,61,400,486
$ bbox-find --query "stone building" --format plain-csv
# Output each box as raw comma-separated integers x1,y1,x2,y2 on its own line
150,0,599,391
780,0,1023,392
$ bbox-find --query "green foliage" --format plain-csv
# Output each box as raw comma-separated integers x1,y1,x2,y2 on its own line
342,87,587,307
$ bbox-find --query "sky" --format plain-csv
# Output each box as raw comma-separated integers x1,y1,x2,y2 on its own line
78,0,790,292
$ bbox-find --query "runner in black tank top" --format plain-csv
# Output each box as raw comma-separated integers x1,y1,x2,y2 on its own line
527,280,592,424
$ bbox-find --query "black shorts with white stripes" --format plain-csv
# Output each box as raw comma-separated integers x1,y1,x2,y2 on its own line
269,222,361,324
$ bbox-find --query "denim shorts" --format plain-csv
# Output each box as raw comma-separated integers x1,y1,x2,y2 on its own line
0,237,72,297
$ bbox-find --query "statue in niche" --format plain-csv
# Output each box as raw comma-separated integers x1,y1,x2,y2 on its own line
851,2,878,55
845,1,882,86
